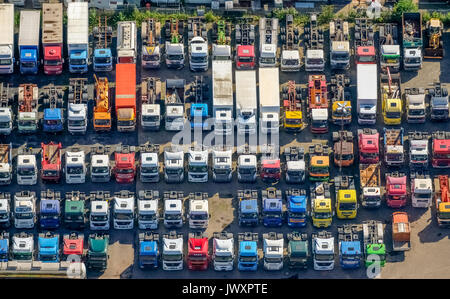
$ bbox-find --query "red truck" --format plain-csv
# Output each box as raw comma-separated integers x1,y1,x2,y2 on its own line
385,172,408,208
260,157,281,182
115,63,136,132
354,18,376,64
308,75,328,133
41,141,62,182
42,3,64,75
358,128,380,163
432,131,450,168
113,145,136,183
235,18,256,69
187,232,209,270
63,232,84,261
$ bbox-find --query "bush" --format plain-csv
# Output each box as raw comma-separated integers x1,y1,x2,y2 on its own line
392,0,418,22
204,11,220,23
318,5,334,25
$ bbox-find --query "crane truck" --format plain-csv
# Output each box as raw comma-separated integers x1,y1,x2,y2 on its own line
381,70,402,125
330,74,351,125
281,80,302,132
93,75,111,131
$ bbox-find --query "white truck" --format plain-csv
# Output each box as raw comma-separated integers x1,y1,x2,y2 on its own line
411,172,433,208
259,67,280,134
212,60,233,136
0,143,11,185
263,232,284,271
0,4,15,74
237,145,257,183
164,147,184,184
409,131,430,169
405,88,426,123
68,78,88,134
163,191,184,228
304,14,325,72
90,145,111,183
212,146,233,183
141,19,161,69
312,231,335,270
259,18,279,67
236,70,257,135
164,79,185,131
17,147,38,186
141,77,161,131
212,232,234,271
329,20,350,70
188,17,208,72
284,146,306,184
17,84,39,134
164,19,185,69
138,190,159,230
188,192,209,229
65,147,86,184
113,191,135,230
116,21,137,64
357,63,378,125
280,14,300,72
67,2,89,73
187,146,208,183
0,193,10,228
0,83,12,135
89,191,111,231
139,143,160,183
13,191,36,229
162,231,184,271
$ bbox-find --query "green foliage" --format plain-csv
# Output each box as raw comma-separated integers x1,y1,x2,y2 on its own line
318,5,335,25
423,11,450,26
204,11,220,23
14,11,20,26
271,7,309,25
392,0,418,22
294,14,310,26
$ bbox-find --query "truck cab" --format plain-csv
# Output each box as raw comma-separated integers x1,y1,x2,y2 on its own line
238,190,259,227
0,193,11,228
338,225,362,269
38,232,59,263
429,83,449,121
409,132,430,168
90,145,111,183
92,19,113,72
237,153,257,183
164,149,184,183
187,232,209,271
287,232,309,269
113,191,135,230
188,192,209,229
67,78,88,135
13,191,36,229
187,148,208,183
432,131,450,168
163,191,183,228
11,232,33,261
39,190,61,229
263,232,284,271
381,73,402,125
17,84,39,134
87,233,109,271
189,36,209,72
64,191,87,229
213,232,234,271
63,233,84,262
236,45,255,69
212,148,232,183
363,220,386,267
333,131,354,167
405,88,426,123
385,172,408,208
312,231,335,270
260,156,281,183
0,232,9,262
0,4,15,75
358,129,380,163
411,172,433,208
162,231,184,271
310,182,333,228
137,190,159,230
41,86,64,132
138,232,159,269
113,145,136,184
308,144,330,181
65,148,86,184
280,14,300,71
392,212,411,252
89,191,111,230
284,147,306,183
286,189,307,228
335,176,358,219
262,188,283,227
17,148,38,185
41,141,62,183
384,128,405,166
139,143,159,183
258,17,278,67
237,232,258,271
18,10,40,75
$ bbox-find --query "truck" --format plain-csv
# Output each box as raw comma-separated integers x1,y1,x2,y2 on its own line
381,71,402,125
212,232,234,271
164,19,185,69
262,232,283,271
163,191,184,228
392,212,411,251
261,188,283,227
113,191,135,230
139,143,160,183
338,225,362,269
187,17,208,72
405,88,426,123
0,193,10,228
281,80,302,132
212,146,233,183
113,145,136,184
188,192,208,229
284,146,305,184
68,78,88,134
18,10,40,75
357,63,378,124
63,232,84,263
259,17,279,67
141,19,161,69
385,172,408,208
137,190,159,230
379,23,401,73
13,191,36,229
42,85,64,133
93,75,112,131
260,145,281,183
39,190,61,229
92,16,113,72
42,3,64,75
212,61,233,136
116,21,137,64
358,128,380,163
41,142,62,183
115,63,136,132
304,14,325,72
383,128,405,166
187,75,210,130
280,14,300,72
0,232,9,261
37,232,60,262
434,175,450,227
0,4,15,74
402,12,423,71
141,77,161,131
334,176,358,219
432,131,450,168
238,190,259,227
0,84,11,136
211,20,231,61
89,191,111,230
138,232,159,269
408,131,430,168
236,70,257,135
64,147,86,183
164,147,184,183
87,233,109,271
67,2,89,73
286,189,307,227
333,131,354,168
310,182,333,228
17,147,38,186
187,146,208,183
235,18,256,69
187,232,209,271
286,232,308,269
237,148,257,184
237,232,258,271
308,75,328,133
308,144,330,181
17,84,39,133
354,18,376,64
259,67,280,134
330,74,352,125
90,145,111,183
429,82,449,121
424,18,444,59
11,232,33,261
312,231,335,270
64,191,87,229
0,144,11,185
162,231,183,271
411,171,433,208
329,19,350,70
164,79,185,131
360,163,382,208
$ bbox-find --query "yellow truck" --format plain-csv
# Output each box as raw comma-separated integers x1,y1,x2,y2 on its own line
330,74,351,125
310,182,333,228
308,144,330,181
334,175,358,219
381,71,402,125
281,80,302,131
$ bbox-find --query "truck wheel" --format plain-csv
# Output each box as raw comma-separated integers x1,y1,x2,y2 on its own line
68,93,74,101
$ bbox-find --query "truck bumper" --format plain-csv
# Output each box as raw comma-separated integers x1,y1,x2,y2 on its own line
238,263,258,271
188,173,208,183
164,221,183,228
358,118,376,125
68,127,87,135
287,219,306,227
140,175,160,183
113,221,134,230
138,222,158,230
44,68,63,75
407,117,426,123
17,176,37,185
90,222,110,230
93,64,113,72
117,126,136,132
40,221,60,229
69,66,88,73
0,178,11,185
91,175,111,183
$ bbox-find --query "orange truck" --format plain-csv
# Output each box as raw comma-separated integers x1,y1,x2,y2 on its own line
392,212,411,251
115,63,136,132
93,75,111,131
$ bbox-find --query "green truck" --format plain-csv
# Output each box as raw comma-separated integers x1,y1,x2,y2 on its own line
362,220,386,268
287,232,309,269
87,233,109,271
64,191,88,229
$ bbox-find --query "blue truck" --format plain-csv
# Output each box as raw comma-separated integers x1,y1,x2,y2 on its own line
286,188,308,227
138,232,159,269
18,10,40,75
189,76,210,130
38,232,60,263
338,224,362,269
0,232,9,262
39,190,61,229
238,190,259,226
93,19,113,72
42,86,64,133
262,188,283,227
67,2,89,73
237,232,258,271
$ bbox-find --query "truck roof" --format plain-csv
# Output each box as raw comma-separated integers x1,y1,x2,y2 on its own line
42,3,63,44
19,10,41,47
240,199,258,213
235,71,257,111
0,4,14,45
259,68,280,109
212,60,233,107
117,21,137,51
115,63,136,108
357,64,377,100
341,241,361,255
67,2,89,45
240,241,257,254
140,241,157,254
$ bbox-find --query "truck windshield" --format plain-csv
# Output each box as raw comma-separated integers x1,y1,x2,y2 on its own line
190,213,208,220
0,121,10,128
358,55,375,63
168,54,183,61
411,154,427,161
163,253,182,261
116,168,133,174
314,212,331,219
310,166,328,174
18,168,35,176
414,193,431,199
282,59,299,66
308,58,323,65
68,120,85,126
365,196,380,203
287,170,304,177
191,56,207,63
285,118,301,125
139,214,156,221
386,112,401,119
405,57,421,64
92,167,109,174
386,153,402,161
44,60,61,66
238,57,254,63
342,254,360,259
67,166,83,174
143,55,159,62
0,59,12,65
242,211,258,219
141,166,158,174
189,165,207,172
409,109,424,115
95,119,111,126
264,257,281,263
118,120,134,127
438,211,450,219
15,212,33,219
262,168,280,174
289,212,306,218
332,53,349,61
18,120,35,127
312,120,327,127
40,254,57,262
315,254,334,261
239,168,255,175
381,57,399,64
339,203,356,211
71,59,86,65
65,213,83,220
0,172,10,178
94,57,111,64
215,255,233,262
142,115,160,122
260,57,275,64
0,212,8,220
140,255,157,262
263,211,281,217
91,215,108,221
239,256,257,262
21,62,36,68
45,120,62,126
433,154,450,159
115,212,133,220
432,108,447,114
165,214,181,220
13,252,32,260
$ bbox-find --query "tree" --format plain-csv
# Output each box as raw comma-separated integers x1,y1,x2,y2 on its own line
392,0,418,21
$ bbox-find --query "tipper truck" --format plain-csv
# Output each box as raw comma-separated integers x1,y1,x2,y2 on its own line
213,60,233,136
92,16,113,72
304,14,325,71
141,77,161,131
68,78,88,134
379,23,401,73
42,3,64,75
67,2,89,73
363,220,386,267
0,4,15,74
116,21,137,64
236,70,257,135
141,19,161,69
41,141,62,183
115,63,136,132
281,81,302,132
93,75,111,131
402,12,423,71
0,144,12,185
259,67,280,134
392,212,411,251
18,10,40,75
259,17,279,67
0,83,12,135
434,175,450,227
357,63,378,124
280,14,300,72
18,83,39,134
360,163,382,208
329,19,350,70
